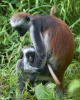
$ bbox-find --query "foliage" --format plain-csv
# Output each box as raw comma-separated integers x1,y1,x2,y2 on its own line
68,79,80,100
35,84,56,100
0,0,80,100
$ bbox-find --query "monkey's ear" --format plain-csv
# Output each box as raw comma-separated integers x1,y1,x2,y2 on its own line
24,16,30,22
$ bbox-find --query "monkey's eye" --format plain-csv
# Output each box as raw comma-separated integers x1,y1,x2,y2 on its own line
24,16,30,22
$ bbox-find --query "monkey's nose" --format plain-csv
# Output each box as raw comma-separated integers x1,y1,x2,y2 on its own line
29,56,33,61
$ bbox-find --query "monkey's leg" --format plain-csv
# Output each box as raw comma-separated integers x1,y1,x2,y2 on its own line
16,69,25,93
54,73,65,99
30,73,38,87
17,69,25,93
47,64,63,99
26,73,38,95
16,60,25,93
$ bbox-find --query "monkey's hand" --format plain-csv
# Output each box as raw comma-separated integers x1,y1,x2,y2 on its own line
35,51,52,73
47,50,52,59
24,66,44,73
24,66,39,73
36,67,44,73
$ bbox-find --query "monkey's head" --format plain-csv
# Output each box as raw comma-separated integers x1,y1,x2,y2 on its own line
17,45,40,73
19,45,35,65
10,12,32,36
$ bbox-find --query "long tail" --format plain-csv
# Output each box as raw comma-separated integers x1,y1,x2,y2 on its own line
48,64,60,85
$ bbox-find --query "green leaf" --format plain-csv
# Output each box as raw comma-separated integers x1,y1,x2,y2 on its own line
68,79,80,94
45,83,56,92
35,84,56,100
20,36,25,42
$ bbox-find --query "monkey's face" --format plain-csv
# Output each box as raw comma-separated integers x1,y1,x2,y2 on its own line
17,46,40,73
26,51,35,64
19,46,35,66
10,12,32,36
23,47,35,70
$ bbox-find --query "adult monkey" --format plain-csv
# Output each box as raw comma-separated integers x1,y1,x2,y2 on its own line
10,11,74,95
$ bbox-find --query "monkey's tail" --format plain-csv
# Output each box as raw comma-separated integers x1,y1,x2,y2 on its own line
50,5,56,16
48,64,60,85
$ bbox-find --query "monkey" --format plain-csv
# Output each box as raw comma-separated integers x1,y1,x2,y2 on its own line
16,45,36,92
16,45,41,93
16,45,45,92
10,12,74,95
16,45,60,93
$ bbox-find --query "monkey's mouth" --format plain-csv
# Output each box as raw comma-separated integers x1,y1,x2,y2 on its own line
18,30,27,36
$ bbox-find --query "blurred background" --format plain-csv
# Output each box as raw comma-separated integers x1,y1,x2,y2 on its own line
0,0,80,100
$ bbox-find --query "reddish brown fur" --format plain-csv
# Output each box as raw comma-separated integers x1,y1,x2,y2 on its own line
12,12,30,19
49,17,74,71
33,15,74,93
11,12,75,93
48,17,74,92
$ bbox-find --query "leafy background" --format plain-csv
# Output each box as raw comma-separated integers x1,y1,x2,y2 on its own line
0,0,80,100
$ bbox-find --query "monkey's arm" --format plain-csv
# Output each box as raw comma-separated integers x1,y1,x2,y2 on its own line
34,51,52,72
29,51,51,87
16,59,25,92
24,65,41,73
30,24,47,69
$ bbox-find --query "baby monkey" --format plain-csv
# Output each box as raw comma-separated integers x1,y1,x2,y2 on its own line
16,45,60,93
16,45,37,92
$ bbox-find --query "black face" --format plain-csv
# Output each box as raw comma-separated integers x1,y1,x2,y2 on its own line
19,50,35,66
14,16,31,36
14,25,29,36
26,51,35,64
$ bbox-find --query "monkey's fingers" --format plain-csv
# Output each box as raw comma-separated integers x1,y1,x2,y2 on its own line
24,66,39,73
48,64,60,85
36,68,44,73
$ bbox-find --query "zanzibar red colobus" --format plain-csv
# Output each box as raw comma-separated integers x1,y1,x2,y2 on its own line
16,45,37,92
16,45,60,93
10,12,74,94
